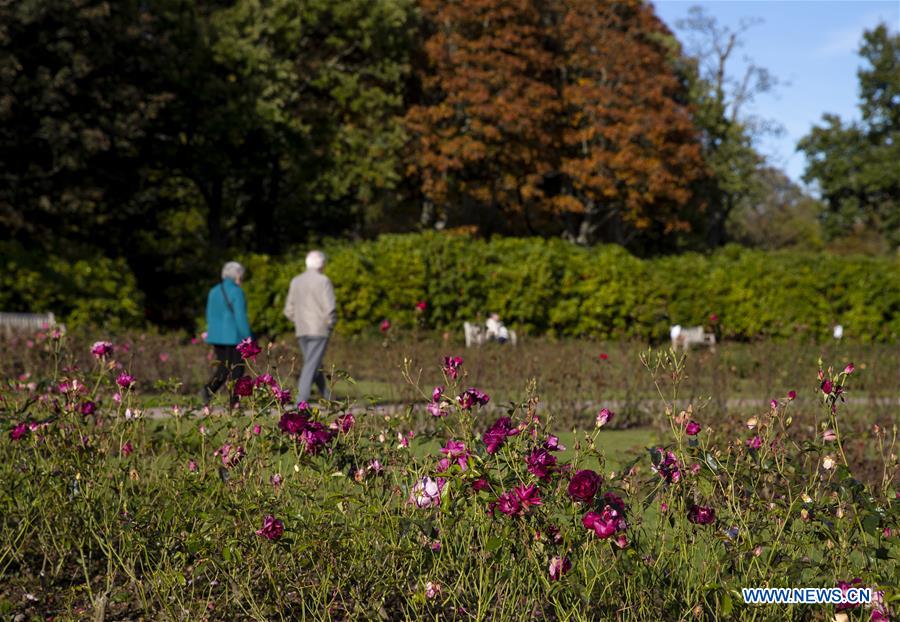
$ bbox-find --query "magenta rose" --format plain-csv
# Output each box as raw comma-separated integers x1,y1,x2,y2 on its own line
567,469,602,503
515,483,542,511
90,341,113,358
582,508,619,539
496,491,521,516
234,376,253,397
299,422,333,454
331,413,355,433
687,505,716,525
482,417,519,454
472,478,490,492
236,338,262,360
278,410,309,436
526,448,557,480
835,578,864,611
254,374,277,388
9,422,28,441
440,439,470,470
458,388,489,410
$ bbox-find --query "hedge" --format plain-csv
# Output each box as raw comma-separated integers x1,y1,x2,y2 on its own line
4,234,896,341
0,241,144,329
239,233,900,342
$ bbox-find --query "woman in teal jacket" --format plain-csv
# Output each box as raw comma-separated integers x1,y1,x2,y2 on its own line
201,261,253,404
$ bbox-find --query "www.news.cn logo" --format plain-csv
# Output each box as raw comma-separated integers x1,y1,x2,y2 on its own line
742,587,872,605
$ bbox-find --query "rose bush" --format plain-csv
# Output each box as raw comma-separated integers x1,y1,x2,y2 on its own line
0,337,896,620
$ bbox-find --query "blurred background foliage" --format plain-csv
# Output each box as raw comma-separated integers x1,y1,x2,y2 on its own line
0,1,896,334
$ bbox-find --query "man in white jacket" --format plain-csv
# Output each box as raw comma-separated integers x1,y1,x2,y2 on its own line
284,250,337,402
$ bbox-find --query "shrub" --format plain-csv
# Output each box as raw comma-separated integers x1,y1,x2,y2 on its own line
239,234,900,342
0,337,896,620
0,241,144,329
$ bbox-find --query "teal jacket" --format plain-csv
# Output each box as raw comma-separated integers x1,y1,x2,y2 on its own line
205,279,252,346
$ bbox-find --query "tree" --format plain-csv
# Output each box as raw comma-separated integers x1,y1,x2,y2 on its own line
798,24,900,252
407,0,708,246
0,0,174,251
674,5,779,248
405,0,561,235
206,0,415,244
558,0,707,246
0,0,416,327
727,166,823,250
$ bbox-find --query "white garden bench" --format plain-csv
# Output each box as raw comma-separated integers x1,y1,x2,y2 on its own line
670,325,715,351
0,312,57,336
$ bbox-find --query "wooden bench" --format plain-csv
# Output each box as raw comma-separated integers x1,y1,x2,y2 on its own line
670,325,715,351
0,312,57,336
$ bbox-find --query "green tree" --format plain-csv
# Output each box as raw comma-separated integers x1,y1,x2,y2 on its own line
798,24,900,252
726,166,823,250
0,0,174,250
0,0,415,327
206,0,415,243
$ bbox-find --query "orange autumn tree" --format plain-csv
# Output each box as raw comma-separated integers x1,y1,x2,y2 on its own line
405,0,560,234
406,0,708,245
559,0,707,245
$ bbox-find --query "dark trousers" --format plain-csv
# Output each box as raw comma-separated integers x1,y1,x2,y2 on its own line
204,345,245,398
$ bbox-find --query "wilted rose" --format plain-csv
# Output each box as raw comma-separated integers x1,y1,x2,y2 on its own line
549,555,571,581
215,444,245,468
595,408,614,428
457,388,489,410
442,356,463,380
255,515,284,541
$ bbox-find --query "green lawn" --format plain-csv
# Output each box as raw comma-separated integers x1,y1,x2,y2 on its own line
410,427,659,472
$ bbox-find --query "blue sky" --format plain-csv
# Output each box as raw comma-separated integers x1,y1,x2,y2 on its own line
653,0,899,187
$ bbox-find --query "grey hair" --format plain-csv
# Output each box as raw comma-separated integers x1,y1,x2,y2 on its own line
221,261,245,282
305,250,326,271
